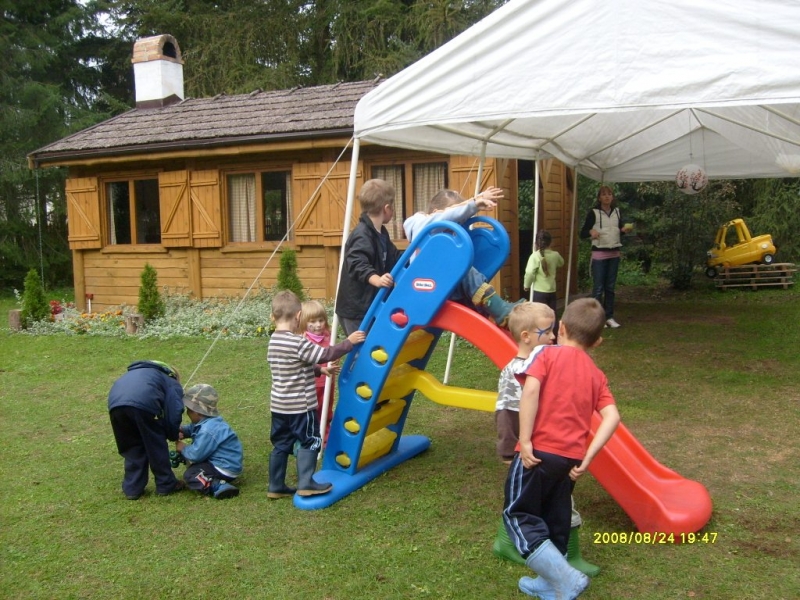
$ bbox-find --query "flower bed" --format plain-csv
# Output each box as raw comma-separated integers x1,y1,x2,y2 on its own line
16,288,293,339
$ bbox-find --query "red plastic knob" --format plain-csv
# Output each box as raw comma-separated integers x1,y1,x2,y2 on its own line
390,311,409,327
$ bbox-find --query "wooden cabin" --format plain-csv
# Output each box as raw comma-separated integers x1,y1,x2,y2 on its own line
28,35,577,312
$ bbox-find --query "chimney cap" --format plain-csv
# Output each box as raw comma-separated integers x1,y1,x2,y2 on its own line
132,34,182,65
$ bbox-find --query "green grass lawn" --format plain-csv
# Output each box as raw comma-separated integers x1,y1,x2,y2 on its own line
1,283,798,599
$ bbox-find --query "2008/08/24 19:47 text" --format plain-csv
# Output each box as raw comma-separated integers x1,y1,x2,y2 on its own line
593,532,718,544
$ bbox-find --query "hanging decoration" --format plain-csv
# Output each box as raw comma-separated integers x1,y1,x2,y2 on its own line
675,164,708,195
677,115,708,195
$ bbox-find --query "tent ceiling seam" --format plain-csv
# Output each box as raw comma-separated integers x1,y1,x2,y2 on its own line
430,123,545,155
583,109,685,161
542,113,597,150
695,108,800,148
763,105,800,128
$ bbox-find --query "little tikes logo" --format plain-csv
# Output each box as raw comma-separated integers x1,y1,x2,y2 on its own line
412,278,436,292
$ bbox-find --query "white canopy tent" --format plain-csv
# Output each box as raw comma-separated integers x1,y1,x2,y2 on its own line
353,0,800,181
322,0,800,432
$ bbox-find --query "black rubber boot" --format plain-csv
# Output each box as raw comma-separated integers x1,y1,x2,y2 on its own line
296,448,332,496
267,449,297,499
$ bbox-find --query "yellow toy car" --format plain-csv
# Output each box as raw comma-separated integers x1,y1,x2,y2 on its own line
706,218,776,278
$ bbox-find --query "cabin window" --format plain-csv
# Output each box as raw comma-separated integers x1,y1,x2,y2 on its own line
371,162,447,239
228,171,292,242
107,179,161,244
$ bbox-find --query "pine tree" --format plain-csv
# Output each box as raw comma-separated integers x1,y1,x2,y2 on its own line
0,0,115,289
138,263,164,320
276,249,306,301
20,268,50,328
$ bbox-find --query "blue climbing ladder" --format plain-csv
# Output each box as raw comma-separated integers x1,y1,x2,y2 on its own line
294,217,510,509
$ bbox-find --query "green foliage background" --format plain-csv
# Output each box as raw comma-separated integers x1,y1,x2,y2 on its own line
2,0,799,293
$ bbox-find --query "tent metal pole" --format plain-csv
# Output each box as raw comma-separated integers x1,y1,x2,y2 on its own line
565,168,578,308
321,137,361,453
530,159,540,300
444,142,487,385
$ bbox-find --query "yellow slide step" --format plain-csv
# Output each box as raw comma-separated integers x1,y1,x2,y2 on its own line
357,428,397,468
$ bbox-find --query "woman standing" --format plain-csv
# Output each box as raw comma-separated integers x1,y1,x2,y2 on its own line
579,186,632,328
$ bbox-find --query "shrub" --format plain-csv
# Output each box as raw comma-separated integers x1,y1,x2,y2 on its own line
20,268,50,328
276,249,305,300
138,263,165,321
639,181,739,290
745,178,800,264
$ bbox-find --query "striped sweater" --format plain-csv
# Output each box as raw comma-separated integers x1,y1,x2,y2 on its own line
267,330,354,414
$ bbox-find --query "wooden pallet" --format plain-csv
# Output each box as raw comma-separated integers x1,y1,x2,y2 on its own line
715,263,796,290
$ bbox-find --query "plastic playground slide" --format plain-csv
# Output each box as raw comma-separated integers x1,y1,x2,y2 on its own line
430,302,713,535
586,414,712,535
297,216,711,534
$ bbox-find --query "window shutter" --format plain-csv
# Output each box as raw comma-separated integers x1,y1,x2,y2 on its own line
65,177,102,249
189,169,222,247
159,170,191,247
294,161,352,246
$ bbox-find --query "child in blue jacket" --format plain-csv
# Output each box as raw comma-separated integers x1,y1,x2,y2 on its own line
108,360,185,500
177,384,243,499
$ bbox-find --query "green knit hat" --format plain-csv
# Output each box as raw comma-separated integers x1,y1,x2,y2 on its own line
148,360,179,380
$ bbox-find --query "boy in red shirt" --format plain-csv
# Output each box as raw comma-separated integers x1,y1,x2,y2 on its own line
503,298,621,599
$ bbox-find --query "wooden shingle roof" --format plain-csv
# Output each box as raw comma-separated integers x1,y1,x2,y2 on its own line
29,79,381,166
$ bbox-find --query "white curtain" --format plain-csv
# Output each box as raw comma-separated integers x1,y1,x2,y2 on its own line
371,165,404,239
108,193,117,245
413,163,446,214
284,172,293,240
228,174,256,242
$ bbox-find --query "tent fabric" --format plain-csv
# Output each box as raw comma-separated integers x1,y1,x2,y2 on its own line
354,0,800,182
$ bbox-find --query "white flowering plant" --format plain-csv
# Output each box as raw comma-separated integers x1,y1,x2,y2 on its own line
15,287,300,340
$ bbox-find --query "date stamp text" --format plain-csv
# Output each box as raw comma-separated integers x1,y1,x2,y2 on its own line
592,532,718,545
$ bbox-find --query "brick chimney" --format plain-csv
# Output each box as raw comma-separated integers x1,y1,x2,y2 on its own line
132,34,184,108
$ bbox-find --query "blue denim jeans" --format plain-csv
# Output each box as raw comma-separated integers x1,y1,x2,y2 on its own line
591,256,620,319
453,266,489,305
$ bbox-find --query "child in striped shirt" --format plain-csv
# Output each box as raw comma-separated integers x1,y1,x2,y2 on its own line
266,290,365,499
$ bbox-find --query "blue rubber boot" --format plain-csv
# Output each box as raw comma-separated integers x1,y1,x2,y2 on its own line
518,575,555,599
494,518,552,597
212,480,239,499
521,539,589,600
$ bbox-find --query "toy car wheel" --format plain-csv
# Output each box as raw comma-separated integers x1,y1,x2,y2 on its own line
762,254,774,264
705,266,718,278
